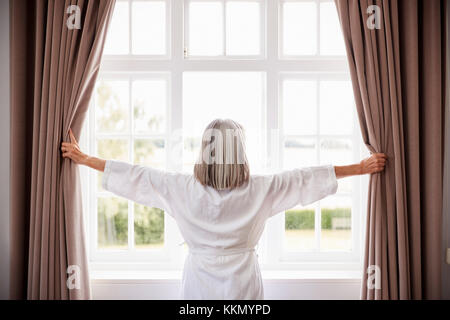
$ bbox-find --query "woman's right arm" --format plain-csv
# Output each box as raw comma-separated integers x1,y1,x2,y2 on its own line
61,128,177,217
60,129,150,205
61,128,106,172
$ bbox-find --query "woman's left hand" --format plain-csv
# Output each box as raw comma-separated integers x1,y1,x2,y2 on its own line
61,129,88,165
360,153,387,174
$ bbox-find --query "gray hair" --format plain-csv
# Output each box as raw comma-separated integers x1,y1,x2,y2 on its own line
194,119,250,190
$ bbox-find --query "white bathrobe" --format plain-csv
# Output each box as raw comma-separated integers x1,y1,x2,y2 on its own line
102,160,338,299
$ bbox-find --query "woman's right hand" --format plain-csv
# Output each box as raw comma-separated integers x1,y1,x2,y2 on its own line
61,129,88,165
360,153,387,174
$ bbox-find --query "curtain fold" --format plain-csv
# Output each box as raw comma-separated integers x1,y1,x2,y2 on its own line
10,0,116,299
335,0,446,299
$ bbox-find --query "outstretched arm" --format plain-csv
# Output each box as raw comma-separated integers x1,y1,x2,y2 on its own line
61,128,106,172
267,153,387,217
61,128,176,216
334,153,387,179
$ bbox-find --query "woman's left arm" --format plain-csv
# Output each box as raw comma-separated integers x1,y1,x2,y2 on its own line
334,153,387,179
61,129,106,172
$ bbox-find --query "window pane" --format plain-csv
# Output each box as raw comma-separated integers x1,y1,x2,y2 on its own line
320,138,352,193
134,204,164,249
97,139,129,191
133,80,166,134
282,1,317,55
226,1,260,55
183,72,264,172
96,80,129,133
97,197,128,249
319,81,354,135
183,136,200,173
132,1,166,55
284,204,316,251
97,139,129,161
188,2,223,56
134,139,165,169
320,138,352,165
320,2,346,55
284,138,316,169
320,196,352,251
104,1,129,54
282,80,317,135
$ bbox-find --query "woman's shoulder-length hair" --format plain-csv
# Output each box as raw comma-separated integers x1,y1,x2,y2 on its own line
194,119,250,190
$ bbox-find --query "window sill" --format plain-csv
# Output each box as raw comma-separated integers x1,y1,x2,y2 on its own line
91,270,183,282
90,269,361,283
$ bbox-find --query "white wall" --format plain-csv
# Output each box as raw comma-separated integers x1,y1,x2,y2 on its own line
0,0,10,300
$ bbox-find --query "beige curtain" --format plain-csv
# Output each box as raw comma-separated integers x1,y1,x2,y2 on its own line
10,0,116,299
335,0,446,299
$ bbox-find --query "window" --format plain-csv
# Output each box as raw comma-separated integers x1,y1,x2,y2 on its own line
182,72,265,172
104,0,169,56
185,0,264,57
276,74,364,265
87,74,170,262
280,0,346,56
83,0,367,272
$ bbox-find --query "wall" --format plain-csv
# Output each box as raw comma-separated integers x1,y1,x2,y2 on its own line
0,0,10,300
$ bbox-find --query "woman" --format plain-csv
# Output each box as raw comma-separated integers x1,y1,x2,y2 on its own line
61,119,387,299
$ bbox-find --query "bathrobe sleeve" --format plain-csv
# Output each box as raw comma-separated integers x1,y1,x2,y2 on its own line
267,165,338,217
101,160,183,218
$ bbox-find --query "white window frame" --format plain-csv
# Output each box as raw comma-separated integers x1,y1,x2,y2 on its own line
278,0,347,60
261,74,367,270
84,0,367,273
104,0,172,60
183,0,266,60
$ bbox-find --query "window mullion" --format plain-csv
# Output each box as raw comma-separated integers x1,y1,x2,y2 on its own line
260,0,266,58
89,97,97,260
168,0,185,266
222,0,226,56
183,0,189,58
316,0,320,56
315,78,321,251
128,77,134,251
265,0,282,264
128,0,132,55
